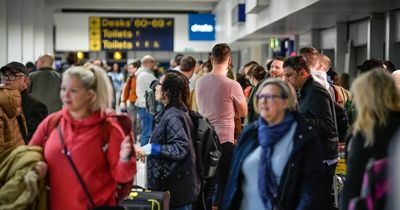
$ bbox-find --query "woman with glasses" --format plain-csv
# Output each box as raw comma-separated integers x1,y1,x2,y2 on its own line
222,78,324,210
137,70,200,210
29,64,136,210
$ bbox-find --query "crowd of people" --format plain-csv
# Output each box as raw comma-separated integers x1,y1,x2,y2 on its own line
0,43,399,210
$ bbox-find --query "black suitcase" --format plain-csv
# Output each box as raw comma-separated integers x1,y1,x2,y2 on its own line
122,185,170,210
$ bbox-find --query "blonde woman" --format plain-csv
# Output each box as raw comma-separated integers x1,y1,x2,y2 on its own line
30,64,136,210
340,69,400,210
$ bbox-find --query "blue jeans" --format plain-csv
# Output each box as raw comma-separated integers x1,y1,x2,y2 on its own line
171,204,192,210
137,107,154,146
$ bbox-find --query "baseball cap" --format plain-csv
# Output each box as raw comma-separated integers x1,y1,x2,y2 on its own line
0,61,29,76
357,59,383,73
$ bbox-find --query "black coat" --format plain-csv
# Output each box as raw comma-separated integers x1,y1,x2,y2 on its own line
147,105,201,207
298,76,338,160
20,89,48,143
223,112,324,210
340,111,400,210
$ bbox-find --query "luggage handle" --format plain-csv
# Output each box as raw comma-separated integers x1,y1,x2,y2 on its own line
132,185,146,191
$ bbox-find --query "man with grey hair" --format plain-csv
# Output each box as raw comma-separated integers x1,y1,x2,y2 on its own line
29,53,62,114
135,55,157,146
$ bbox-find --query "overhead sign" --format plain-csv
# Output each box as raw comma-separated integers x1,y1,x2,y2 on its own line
89,17,174,51
188,14,215,41
232,4,246,25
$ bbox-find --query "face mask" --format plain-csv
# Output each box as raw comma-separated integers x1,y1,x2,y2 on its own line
248,79,254,86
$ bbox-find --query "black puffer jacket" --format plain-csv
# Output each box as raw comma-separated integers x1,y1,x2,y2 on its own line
147,105,201,207
20,89,48,143
298,77,338,160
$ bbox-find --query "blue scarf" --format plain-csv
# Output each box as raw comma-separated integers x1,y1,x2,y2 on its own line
257,112,295,208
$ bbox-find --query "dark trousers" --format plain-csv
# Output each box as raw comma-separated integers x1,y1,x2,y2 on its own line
320,162,338,210
216,142,234,208
192,177,217,210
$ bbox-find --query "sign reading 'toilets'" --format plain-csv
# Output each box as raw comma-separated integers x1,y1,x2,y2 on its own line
89,17,174,51
188,14,215,41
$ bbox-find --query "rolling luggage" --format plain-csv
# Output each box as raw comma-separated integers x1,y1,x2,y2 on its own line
122,185,170,210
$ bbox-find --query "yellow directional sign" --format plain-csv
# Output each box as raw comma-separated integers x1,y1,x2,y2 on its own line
89,16,174,51
89,17,101,51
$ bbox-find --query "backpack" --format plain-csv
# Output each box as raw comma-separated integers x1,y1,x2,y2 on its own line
45,112,135,201
189,111,222,179
348,158,389,210
145,80,158,115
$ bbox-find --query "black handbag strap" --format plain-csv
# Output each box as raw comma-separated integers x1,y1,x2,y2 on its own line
57,124,96,208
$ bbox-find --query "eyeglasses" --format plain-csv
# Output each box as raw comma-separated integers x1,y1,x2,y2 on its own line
256,94,286,102
0,73,25,81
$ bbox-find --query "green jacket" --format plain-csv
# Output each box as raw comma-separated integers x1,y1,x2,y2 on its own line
0,146,47,210
247,80,263,123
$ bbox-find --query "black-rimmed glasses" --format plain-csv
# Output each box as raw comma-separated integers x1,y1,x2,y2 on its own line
0,73,25,81
256,94,286,102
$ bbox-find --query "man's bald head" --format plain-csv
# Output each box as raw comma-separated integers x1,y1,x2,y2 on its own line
37,53,54,69
142,55,155,69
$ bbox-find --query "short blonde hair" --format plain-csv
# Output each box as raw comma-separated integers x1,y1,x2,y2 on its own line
63,64,113,111
352,68,400,146
317,54,331,71
392,70,400,90
253,78,298,114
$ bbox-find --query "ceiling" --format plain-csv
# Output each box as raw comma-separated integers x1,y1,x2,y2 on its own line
46,0,219,12
46,0,400,42
238,0,400,41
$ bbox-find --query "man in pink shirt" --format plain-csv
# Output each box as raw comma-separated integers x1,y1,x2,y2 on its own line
195,43,248,208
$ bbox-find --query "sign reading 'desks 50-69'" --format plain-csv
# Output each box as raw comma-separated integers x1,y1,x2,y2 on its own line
89,17,174,51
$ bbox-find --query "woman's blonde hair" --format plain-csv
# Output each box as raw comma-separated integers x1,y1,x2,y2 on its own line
253,78,298,113
63,64,113,111
351,68,400,146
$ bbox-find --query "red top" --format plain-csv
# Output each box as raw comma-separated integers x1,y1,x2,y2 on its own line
30,109,136,210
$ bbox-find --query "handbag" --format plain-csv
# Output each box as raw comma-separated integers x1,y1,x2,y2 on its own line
57,124,126,210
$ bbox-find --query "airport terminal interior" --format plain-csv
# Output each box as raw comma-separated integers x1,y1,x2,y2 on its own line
1,0,400,210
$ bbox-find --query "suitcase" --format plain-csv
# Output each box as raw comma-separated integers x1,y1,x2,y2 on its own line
122,185,170,210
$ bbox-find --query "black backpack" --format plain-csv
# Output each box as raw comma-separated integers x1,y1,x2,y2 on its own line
145,80,159,116
190,111,222,179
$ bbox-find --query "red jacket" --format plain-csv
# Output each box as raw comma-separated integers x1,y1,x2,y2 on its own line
30,109,136,210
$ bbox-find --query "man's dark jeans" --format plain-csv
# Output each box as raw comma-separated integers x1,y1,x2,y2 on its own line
216,142,234,208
